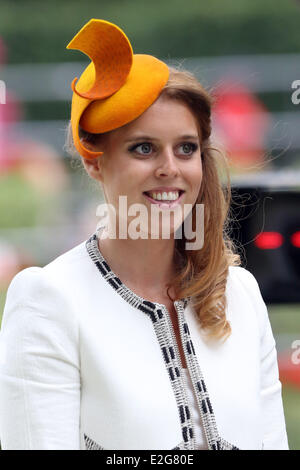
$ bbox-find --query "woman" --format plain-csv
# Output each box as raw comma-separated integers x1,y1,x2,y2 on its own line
0,19,288,450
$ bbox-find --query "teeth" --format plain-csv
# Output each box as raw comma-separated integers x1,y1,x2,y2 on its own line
149,191,179,201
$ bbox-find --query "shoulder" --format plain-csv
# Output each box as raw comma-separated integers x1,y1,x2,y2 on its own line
226,266,272,342
0,249,82,390
3,238,94,324
228,264,259,285
43,238,94,286
12,237,94,289
227,265,264,305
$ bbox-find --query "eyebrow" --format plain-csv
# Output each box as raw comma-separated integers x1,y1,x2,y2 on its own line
125,134,199,143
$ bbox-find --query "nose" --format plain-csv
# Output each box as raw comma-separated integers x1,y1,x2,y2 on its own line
154,147,179,179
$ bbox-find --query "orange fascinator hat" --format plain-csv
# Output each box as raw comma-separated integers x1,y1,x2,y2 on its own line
66,19,169,160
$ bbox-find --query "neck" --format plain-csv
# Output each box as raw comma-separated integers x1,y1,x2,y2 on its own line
97,227,178,299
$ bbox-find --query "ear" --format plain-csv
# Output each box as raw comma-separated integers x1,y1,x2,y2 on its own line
80,140,104,182
82,156,104,182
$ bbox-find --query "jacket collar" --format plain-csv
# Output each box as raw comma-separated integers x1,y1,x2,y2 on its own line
85,229,239,450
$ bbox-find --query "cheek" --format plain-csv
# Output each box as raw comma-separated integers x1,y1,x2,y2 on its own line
110,157,140,189
189,160,203,193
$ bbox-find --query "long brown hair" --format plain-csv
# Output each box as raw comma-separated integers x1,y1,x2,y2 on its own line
159,68,241,342
64,66,241,342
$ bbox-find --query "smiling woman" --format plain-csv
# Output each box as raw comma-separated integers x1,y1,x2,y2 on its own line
0,19,289,450
65,67,239,341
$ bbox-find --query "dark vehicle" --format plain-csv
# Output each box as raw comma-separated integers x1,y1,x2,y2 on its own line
230,170,300,303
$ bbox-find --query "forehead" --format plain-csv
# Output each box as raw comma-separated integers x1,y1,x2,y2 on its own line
109,96,199,141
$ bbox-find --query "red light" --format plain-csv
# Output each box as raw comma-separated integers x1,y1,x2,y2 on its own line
254,232,284,249
291,231,300,248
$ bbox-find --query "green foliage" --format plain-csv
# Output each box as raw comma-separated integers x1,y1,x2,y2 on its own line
282,385,300,450
1,0,298,155
1,0,300,63
0,173,42,228
268,304,300,450
269,304,300,335
24,101,70,121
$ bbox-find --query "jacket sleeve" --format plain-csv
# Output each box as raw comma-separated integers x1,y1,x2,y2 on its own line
239,267,289,450
0,267,81,450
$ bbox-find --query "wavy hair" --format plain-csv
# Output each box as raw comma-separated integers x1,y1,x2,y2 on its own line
64,66,241,342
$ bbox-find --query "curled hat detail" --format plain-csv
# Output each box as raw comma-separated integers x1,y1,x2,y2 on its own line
66,19,170,160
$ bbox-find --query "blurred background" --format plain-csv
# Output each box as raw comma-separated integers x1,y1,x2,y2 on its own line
0,0,299,449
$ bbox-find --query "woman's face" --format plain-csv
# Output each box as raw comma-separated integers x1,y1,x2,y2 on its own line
83,95,203,238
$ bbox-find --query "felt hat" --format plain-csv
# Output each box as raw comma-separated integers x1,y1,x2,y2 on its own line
66,19,169,159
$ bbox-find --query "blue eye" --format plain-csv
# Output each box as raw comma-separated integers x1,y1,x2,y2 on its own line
178,142,198,155
128,141,198,157
129,142,152,155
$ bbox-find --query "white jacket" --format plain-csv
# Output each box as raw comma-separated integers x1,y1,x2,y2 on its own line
0,231,289,450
